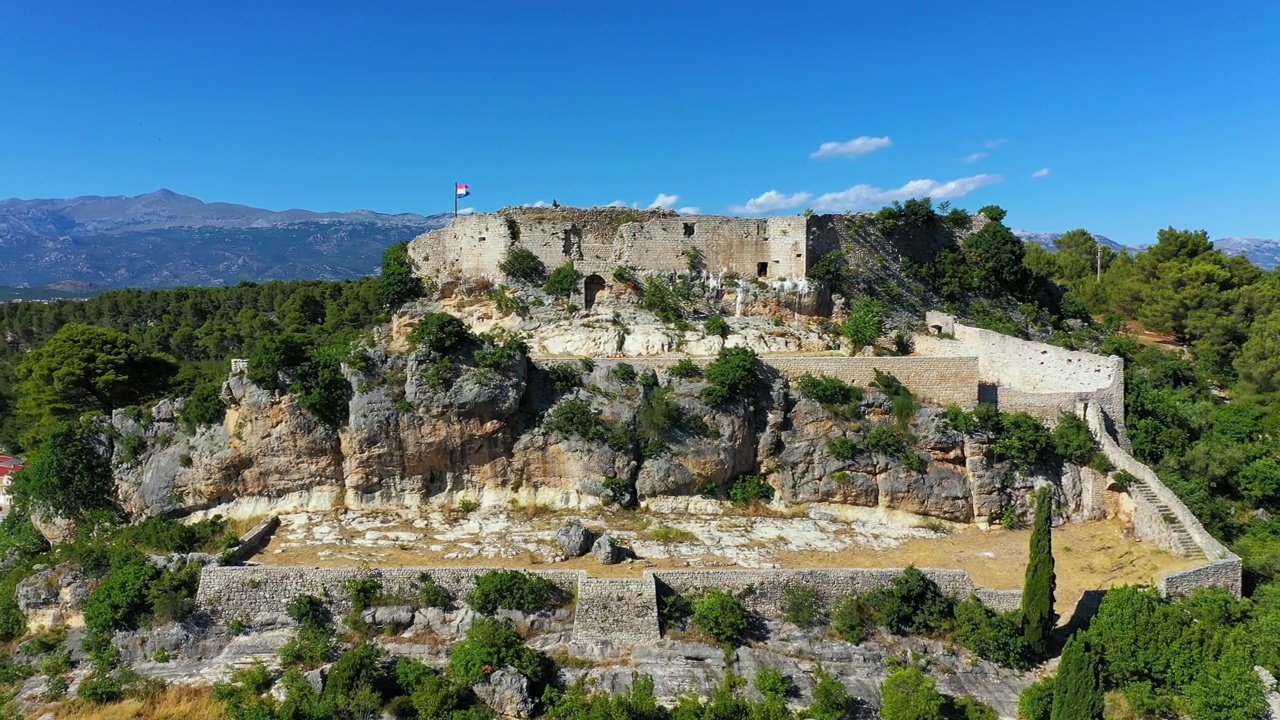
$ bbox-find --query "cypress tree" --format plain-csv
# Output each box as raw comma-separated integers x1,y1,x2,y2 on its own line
1022,487,1056,656
1050,633,1103,720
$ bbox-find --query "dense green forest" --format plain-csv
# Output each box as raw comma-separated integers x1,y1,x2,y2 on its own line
0,210,1279,717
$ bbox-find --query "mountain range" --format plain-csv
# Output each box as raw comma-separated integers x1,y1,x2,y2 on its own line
1,192,1275,293
0,190,450,289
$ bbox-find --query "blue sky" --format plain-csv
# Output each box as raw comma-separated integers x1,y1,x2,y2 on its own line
2,0,1278,246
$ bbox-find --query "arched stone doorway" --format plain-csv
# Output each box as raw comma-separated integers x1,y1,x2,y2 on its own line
584,274,606,309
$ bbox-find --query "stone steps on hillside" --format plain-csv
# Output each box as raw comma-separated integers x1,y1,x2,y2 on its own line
1126,480,1205,559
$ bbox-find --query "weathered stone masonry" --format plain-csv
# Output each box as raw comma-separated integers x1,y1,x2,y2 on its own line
194,565,1020,646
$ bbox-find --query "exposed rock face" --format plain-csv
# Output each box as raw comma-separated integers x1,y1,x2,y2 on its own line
16,564,92,630
557,520,594,557
472,667,535,719
106,307,1078,526
593,536,621,565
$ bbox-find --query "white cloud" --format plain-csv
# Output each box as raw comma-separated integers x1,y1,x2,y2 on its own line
810,136,892,159
1030,168,1051,179
677,206,701,215
526,200,552,208
810,174,1002,212
457,207,476,215
605,200,631,208
728,190,814,214
962,152,988,163
984,139,1007,150
649,193,679,209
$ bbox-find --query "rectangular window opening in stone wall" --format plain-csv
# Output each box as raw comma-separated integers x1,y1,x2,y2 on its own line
757,261,768,278
683,222,695,238
478,236,486,242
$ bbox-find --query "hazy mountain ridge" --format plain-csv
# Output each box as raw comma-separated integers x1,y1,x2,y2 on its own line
0,190,450,288
1016,230,1280,270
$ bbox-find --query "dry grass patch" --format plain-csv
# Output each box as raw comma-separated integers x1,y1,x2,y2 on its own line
54,685,226,720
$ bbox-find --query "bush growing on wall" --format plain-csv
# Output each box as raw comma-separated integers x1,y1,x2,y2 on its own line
544,261,582,298
780,585,826,629
703,314,728,338
701,346,760,407
499,247,546,284
465,569,564,614
728,474,773,506
667,358,701,379
866,566,953,635
995,413,1052,470
543,398,607,442
449,616,552,688
692,589,749,645
1051,412,1097,465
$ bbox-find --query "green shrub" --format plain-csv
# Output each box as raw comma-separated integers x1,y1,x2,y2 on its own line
543,398,606,441
1018,677,1056,720
612,266,636,283
871,369,919,427
639,275,689,323
954,695,999,720
83,548,159,636
796,374,862,407
448,616,551,687
611,363,638,384
465,569,563,614
807,249,850,289
377,241,424,310
1111,469,1138,488
827,436,859,462
843,297,886,348
324,642,390,707
346,575,383,612
1051,413,1096,465
703,314,728,338
544,261,583,298
780,586,825,629
753,666,795,700
692,589,749,645
701,346,759,407
77,673,125,704
408,312,473,355
953,596,1030,669
417,573,454,610
880,666,945,720
995,413,1052,470
180,381,226,433
667,358,701,379
865,566,953,635
422,357,455,389
474,334,527,371
972,402,1001,432
499,247,546,284
279,622,336,669
146,560,201,624
728,474,773,506
831,592,875,644
865,425,906,456
287,594,331,629
945,404,976,433
486,285,524,314
546,363,583,393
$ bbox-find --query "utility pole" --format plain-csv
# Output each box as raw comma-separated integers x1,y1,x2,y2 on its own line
1096,242,1102,283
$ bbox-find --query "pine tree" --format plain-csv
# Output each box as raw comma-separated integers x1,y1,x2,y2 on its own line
1022,487,1056,656
1050,633,1103,720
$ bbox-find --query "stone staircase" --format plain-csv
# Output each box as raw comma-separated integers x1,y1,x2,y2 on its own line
1126,478,1204,560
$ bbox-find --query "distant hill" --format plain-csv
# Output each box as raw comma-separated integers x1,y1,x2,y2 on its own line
1015,230,1280,270
1013,230,1126,252
0,190,451,288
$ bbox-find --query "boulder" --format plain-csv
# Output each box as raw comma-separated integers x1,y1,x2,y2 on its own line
556,520,594,557
593,535,621,565
472,666,535,719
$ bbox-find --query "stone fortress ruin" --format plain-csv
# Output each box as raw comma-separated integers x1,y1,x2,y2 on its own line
193,208,1240,626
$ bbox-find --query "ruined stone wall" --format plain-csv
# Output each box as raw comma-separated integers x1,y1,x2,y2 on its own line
194,566,583,621
592,355,978,408
409,208,813,283
652,568,1023,614
1087,403,1243,596
572,576,659,644
916,312,1126,436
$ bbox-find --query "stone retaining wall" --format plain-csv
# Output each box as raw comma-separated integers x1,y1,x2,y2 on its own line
1086,403,1243,597
590,355,978,408
196,565,1023,644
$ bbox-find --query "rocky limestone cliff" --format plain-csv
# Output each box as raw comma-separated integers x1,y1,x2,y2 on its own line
106,312,1087,527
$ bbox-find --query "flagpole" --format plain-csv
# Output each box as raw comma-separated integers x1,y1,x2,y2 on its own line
454,181,458,219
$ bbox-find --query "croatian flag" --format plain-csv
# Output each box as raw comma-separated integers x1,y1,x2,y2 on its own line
456,183,471,199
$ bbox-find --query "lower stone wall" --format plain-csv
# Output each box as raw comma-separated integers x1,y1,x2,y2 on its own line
651,568,1022,615
194,566,583,621
572,576,659,644
1086,404,1243,597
